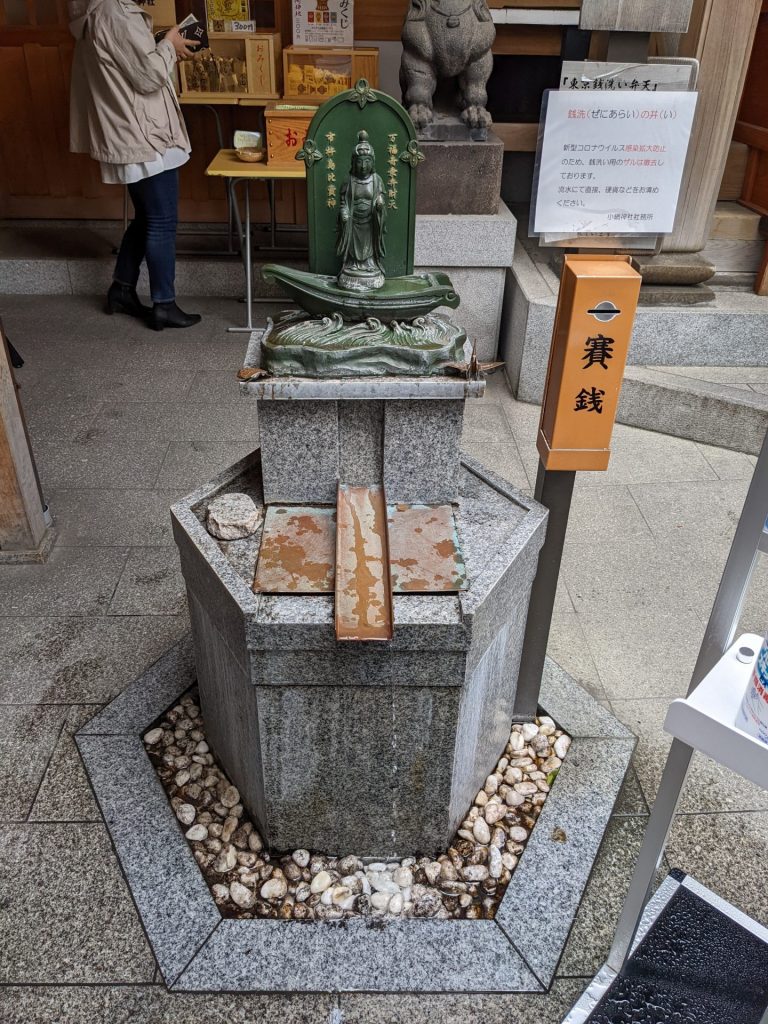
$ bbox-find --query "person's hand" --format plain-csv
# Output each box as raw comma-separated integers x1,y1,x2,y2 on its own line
165,25,199,61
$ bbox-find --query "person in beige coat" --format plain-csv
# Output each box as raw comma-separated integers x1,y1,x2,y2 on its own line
69,0,201,330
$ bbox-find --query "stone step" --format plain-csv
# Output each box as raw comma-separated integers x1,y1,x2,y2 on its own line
617,366,768,455
710,201,766,240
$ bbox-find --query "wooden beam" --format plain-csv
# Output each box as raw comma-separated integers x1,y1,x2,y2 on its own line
493,122,540,151
0,322,51,561
662,0,764,253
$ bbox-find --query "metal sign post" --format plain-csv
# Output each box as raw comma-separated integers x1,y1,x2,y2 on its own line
513,255,641,720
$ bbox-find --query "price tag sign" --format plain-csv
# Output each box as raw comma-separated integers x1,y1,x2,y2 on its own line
533,90,697,236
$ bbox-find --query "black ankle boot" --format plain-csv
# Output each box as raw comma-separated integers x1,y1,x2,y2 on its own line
150,301,202,331
105,282,150,319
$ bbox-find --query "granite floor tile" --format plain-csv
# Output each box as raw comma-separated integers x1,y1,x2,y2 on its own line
610,698,768,813
91,400,258,443
29,705,101,822
628,477,751,550
21,396,101,445
185,365,258,405
566,484,655,546
0,986,335,1024
0,704,68,820
547,581,607,701
0,614,188,703
695,442,760,481
0,546,129,617
108,547,187,617
561,538,704,701
33,433,170,489
557,816,652,978
155,438,257,489
340,978,588,1024
49,488,183,547
0,822,156,983
539,658,632,740
613,766,649,816
30,363,200,406
656,365,768,384
666,812,768,925
574,429,718,488
461,400,513,442
460,440,530,492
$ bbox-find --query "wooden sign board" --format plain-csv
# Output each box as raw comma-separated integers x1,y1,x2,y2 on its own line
537,255,641,472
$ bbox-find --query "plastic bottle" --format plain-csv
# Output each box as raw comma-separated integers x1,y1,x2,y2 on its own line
737,633,768,745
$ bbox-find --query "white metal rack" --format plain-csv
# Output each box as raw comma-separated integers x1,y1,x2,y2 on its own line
572,426,768,1022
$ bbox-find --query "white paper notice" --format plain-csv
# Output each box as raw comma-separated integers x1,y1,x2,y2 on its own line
532,90,698,235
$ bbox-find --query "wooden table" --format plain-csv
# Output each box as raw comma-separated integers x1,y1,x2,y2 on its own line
205,149,306,332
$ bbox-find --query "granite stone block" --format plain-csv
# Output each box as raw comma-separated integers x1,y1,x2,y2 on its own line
384,400,464,503
415,135,503,215
0,823,156,984
0,614,187,704
496,736,635,986
190,594,268,833
0,259,72,295
0,705,69,819
76,735,220,983
258,400,339,503
255,682,461,856
539,657,635,740
338,399,384,485
414,202,517,268
174,919,540,992
249,648,466,687
428,266,505,362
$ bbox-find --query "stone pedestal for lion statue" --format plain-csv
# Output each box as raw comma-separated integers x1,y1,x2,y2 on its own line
400,0,503,215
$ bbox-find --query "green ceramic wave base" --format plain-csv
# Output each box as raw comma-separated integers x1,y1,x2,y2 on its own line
262,311,467,378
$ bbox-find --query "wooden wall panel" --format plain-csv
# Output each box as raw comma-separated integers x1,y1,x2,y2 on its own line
579,0,693,33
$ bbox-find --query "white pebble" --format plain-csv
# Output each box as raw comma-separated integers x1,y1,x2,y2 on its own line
462,864,489,882
488,846,503,879
220,785,240,808
176,803,196,826
509,826,529,843
248,832,263,853
388,892,404,915
554,735,571,760
424,861,442,885
143,728,164,745
483,774,499,795
484,802,506,826
371,892,391,912
521,723,539,742
393,867,413,888
369,873,399,895
174,770,191,787
474,790,489,807
472,818,491,844
310,870,332,894
185,824,208,842
230,881,255,908
261,876,288,900
514,781,538,795
508,731,525,752
505,790,525,807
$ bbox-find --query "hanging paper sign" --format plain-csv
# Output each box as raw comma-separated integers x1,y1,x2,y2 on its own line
532,90,698,236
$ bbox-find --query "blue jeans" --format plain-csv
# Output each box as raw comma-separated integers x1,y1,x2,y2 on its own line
114,168,179,304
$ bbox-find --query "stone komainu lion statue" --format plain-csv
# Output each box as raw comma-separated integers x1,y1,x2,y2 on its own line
400,0,496,132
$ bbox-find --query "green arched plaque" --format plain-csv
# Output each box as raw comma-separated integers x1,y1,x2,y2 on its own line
297,80,423,279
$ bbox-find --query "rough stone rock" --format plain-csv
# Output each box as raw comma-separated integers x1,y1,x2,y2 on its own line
231,881,256,909
213,845,237,873
310,870,332,894
143,728,164,746
261,876,288,900
295,882,311,902
472,818,491,844
292,848,310,868
554,735,571,760
220,785,240,808
206,493,262,541
176,803,196,826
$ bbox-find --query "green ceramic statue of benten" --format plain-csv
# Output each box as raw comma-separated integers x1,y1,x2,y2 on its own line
261,81,467,378
337,130,387,292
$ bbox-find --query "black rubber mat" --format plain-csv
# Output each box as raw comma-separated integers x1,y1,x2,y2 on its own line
586,874,768,1024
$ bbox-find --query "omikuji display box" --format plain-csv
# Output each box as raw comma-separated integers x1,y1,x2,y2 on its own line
265,103,315,167
178,33,282,99
283,45,378,102
293,0,353,47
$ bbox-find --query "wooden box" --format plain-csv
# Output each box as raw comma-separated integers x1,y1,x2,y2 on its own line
265,103,316,167
137,0,177,29
178,32,281,99
283,45,378,102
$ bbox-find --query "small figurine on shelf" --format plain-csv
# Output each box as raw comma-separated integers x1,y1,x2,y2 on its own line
188,53,208,91
204,51,220,91
287,64,304,93
219,56,239,92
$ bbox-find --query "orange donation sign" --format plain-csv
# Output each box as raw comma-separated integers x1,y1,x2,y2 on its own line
537,254,641,471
